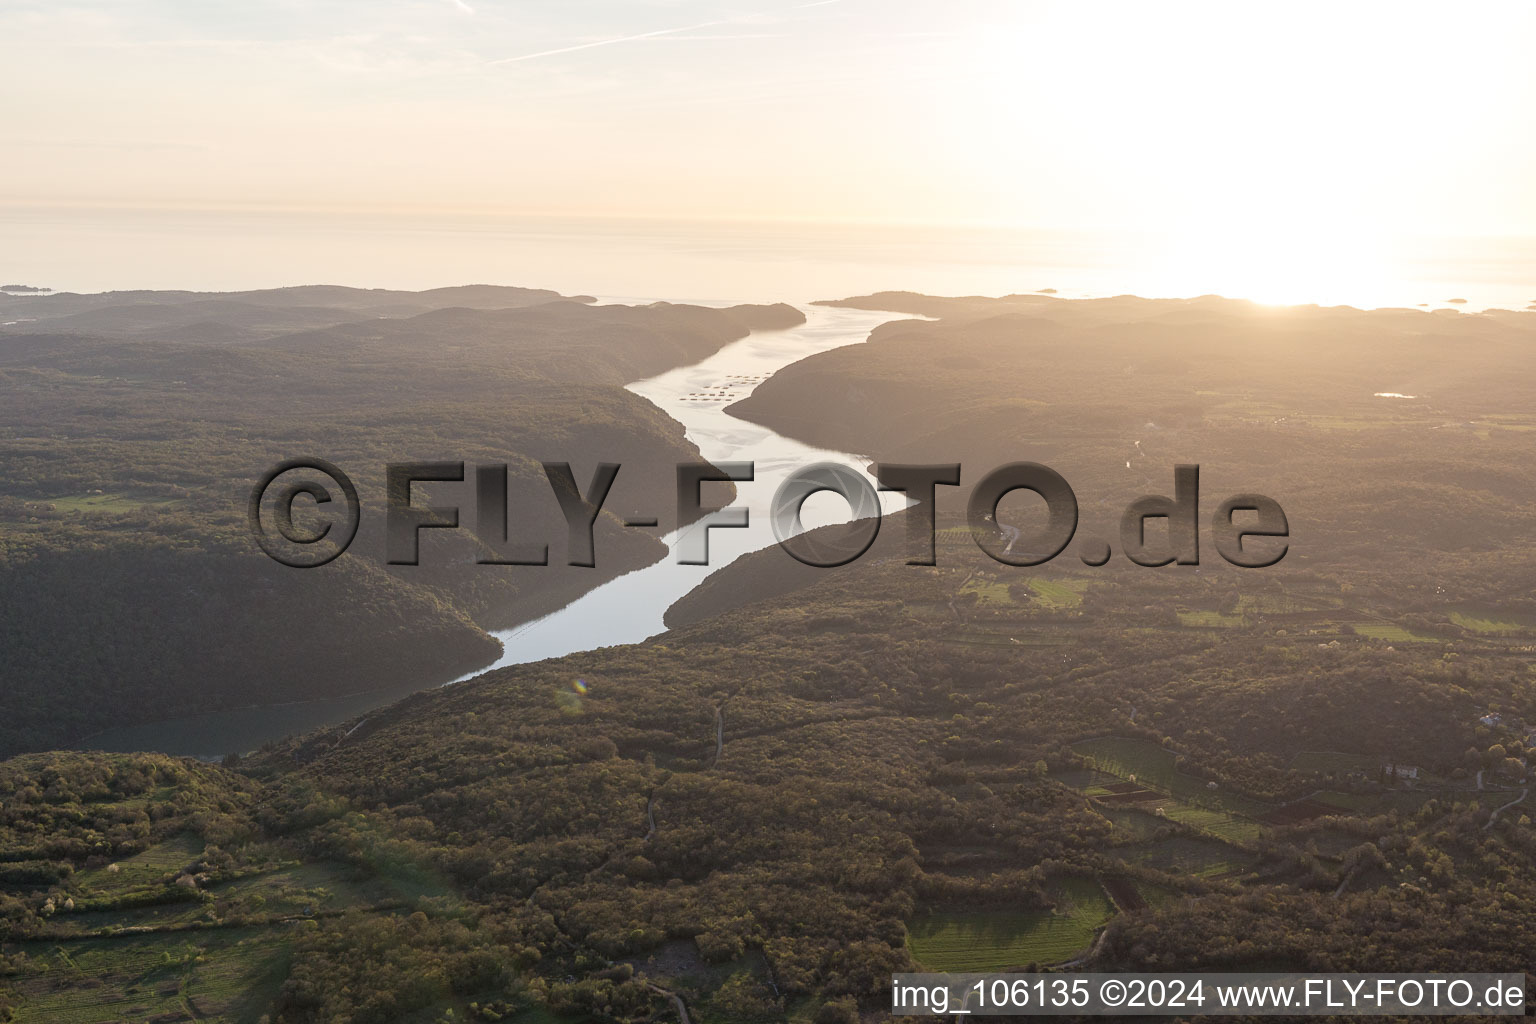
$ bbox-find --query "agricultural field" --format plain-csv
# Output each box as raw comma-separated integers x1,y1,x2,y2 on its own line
1069,739,1269,844
0,818,408,1023
908,878,1114,970
42,492,183,515
1130,881,1182,909
1071,770,1141,800
70,833,209,897
1170,587,1337,629
1156,804,1263,843
1351,622,1438,644
1288,751,1382,776
1025,577,1088,610
1451,607,1536,635
1072,738,1273,819
958,577,1014,606
9,929,290,1024
1234,591,1334,615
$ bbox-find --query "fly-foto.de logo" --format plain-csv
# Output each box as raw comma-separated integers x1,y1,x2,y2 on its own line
249,460,1287,571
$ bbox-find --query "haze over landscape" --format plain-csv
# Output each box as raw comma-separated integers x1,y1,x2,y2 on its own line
2,2,1536,1023
6,1,1536,305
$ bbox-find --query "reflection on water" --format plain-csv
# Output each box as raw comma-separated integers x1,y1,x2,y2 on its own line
76,304,906,758
453,304,909,676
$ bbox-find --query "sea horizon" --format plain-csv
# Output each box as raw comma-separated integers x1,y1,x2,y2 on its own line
5,204,1534,313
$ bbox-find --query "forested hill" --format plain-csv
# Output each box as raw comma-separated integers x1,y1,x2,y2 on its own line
0,284,588,343
0,290,802,757
1,293,1535,1021
724,293,1536,589
4,524,1532,1020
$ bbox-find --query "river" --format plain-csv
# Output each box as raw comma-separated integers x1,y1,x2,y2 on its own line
78,303,904,759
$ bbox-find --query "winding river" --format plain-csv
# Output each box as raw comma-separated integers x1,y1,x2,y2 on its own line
80,303,903,759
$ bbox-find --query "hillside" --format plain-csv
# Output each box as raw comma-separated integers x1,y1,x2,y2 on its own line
5,530,1535,1019
0,290,796,757
3,292,1535,1022
725,294,1536,584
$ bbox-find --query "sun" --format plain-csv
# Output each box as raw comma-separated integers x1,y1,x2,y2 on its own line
1136,218,1397,308
922,1,1533,307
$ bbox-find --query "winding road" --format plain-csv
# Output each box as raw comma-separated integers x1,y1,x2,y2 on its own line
1484,788,1528,831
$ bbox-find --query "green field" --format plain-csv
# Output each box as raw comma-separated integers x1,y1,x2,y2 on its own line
1027,577,1088,609
1133,881,1182,908
11,929,290,1024
1073,737,1272,819
4,826,413,1022
1353,622,1438,643
1076,770,1132,798
1157,803,1263,843
959,578,1015,605
72,833,207,896
1451,607,1536,634
908,878,1114,970
1235,592,1333,615
1116,837,1248,878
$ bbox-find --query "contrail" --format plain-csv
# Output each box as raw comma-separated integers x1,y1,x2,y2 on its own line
486,0,842,66
487,18,733,65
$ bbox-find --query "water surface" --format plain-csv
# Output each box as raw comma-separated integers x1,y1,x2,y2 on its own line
78,304,904,757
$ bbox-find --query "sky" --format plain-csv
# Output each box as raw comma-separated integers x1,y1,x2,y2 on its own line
3,1,1536,302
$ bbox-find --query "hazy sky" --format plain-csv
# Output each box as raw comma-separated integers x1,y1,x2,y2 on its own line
4,1,1535,237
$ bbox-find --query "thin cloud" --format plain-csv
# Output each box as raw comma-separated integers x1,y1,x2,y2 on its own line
445,0,475,13
486,19,731,65
486,0,841,67
641,33,786,41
